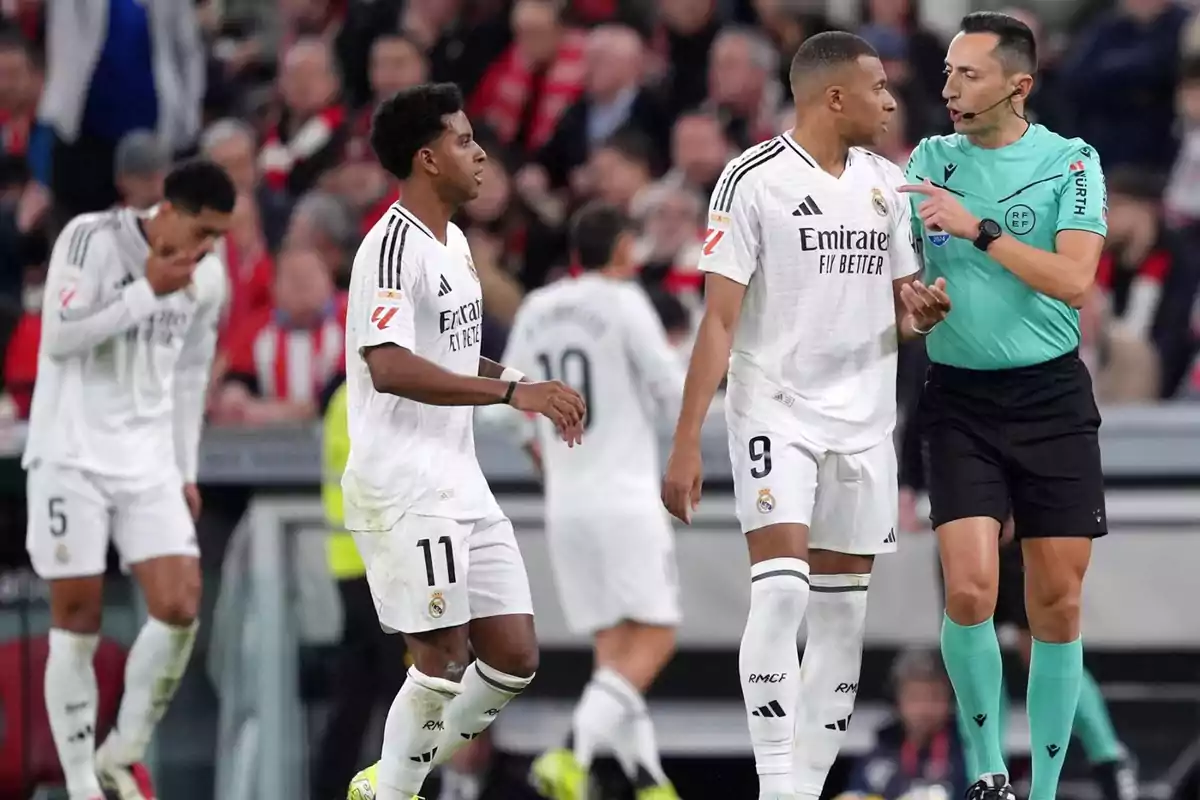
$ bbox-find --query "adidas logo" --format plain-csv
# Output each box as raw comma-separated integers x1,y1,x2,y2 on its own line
460,731,481,740
1046,744,1061,758
884,528,896,544
437,275,452,297
751,700,787,718
824,714,853,732
791,195,823,216
409,747,438,763
973,713,987,727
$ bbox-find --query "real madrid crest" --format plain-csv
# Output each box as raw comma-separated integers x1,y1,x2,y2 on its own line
428,591,446,618
465,254,479,282
756,488,775,514
871,188,888,218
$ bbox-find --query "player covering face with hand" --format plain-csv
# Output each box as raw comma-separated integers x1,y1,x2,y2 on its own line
25,159,236,800
341,83,585,800
662,32,949,800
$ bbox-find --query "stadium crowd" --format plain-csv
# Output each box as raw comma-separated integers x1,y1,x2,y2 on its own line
0,0,1197,798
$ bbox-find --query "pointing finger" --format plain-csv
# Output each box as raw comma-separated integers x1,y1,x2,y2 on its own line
896,184,935,196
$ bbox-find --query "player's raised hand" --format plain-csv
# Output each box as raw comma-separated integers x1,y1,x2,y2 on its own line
662,442,703,524
145,239,201,296
896,179,980,240
900,277,952,331
510,380,587,446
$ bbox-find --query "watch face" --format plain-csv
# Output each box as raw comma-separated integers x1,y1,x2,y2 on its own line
982,219,1002,237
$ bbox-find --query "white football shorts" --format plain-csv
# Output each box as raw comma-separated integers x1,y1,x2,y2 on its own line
26,462,198,580
351,507,534,634
727,415,899,555
545,507,682,635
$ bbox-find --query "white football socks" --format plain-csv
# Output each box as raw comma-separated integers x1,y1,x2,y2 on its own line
45,628,103,800
571,667,632,769
98,617,198,767
793,574,870,799
434,660,531,766
379,667,462,799
601,669,670,788
741,557,811,798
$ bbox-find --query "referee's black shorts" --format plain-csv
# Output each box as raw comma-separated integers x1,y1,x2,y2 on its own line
918,349,1107,539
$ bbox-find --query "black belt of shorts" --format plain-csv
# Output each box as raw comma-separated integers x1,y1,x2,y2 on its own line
925,349,1089,416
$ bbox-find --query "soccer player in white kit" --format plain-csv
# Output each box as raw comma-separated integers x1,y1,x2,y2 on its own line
502,203,685,800
660,34,951,800
340,83,586,800
24,160,236,800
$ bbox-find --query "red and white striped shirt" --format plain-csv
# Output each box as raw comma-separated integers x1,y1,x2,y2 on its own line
226,300,346,404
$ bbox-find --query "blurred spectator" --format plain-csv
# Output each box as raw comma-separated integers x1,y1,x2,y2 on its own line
1,233,46,420
836,649,967,800
661,110,735,196
631,181,705,298
1166,56,1200,225
753,0,834,97
469,0,587,157
1059,0,1188,171
858,0,946,110
260,37,347,197
532,24,670,193
201,117,292,250
657,0,722,116
403,0,512,96
30,0,204,226
1090,170,1173,402
113,130,167,211
856,25,941,146
217,192,275,346
285,190,356,286
587,129,654,213
998,6,1068,132
215,247,346,426
705,27,783,148
0,31,40,159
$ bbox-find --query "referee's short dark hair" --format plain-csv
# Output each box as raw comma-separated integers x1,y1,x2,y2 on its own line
570,201,634,271
960,11,1038,73
789,31,878,88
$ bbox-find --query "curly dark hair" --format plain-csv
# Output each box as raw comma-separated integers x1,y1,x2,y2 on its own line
370,82,464,180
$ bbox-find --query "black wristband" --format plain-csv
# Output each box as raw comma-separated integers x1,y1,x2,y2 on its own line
503,381,517,405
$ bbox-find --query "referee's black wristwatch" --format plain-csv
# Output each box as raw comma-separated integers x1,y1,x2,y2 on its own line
974,218,1002,252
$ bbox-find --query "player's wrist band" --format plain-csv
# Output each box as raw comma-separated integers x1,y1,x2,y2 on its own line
503,381,518,405
500,367,525,383
911,320,935,336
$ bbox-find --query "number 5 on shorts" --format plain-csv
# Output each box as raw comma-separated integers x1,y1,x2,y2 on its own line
48,497,68,537
748,435,772,479
416,536,457,586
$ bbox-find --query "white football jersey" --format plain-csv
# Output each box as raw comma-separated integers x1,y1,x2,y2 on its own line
24,208,227,483
342,205,498,530
502,274,684,516
699,132,920,453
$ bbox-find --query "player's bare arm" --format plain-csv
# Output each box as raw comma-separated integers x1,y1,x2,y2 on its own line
661,273,746,524
895,274,952,340
897,180,1103,305
365,343,586,442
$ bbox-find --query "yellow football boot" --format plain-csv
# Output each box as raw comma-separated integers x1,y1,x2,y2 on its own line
529,747,588,800
346,762,422,800
635,782,682,800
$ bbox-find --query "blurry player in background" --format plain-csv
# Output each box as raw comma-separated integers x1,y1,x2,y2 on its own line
661,33,950,800
503,202,685,800
24,160,235,800
341,83,586,800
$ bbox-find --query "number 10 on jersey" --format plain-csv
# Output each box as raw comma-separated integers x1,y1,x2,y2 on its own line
537,349,594,430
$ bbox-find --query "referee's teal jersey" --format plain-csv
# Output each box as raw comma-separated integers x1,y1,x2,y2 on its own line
904,125,1107,370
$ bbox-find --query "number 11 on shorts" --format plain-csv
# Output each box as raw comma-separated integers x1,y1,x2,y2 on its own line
417,536,457,586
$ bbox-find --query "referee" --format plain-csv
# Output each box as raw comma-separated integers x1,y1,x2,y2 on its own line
897,13,1108,800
